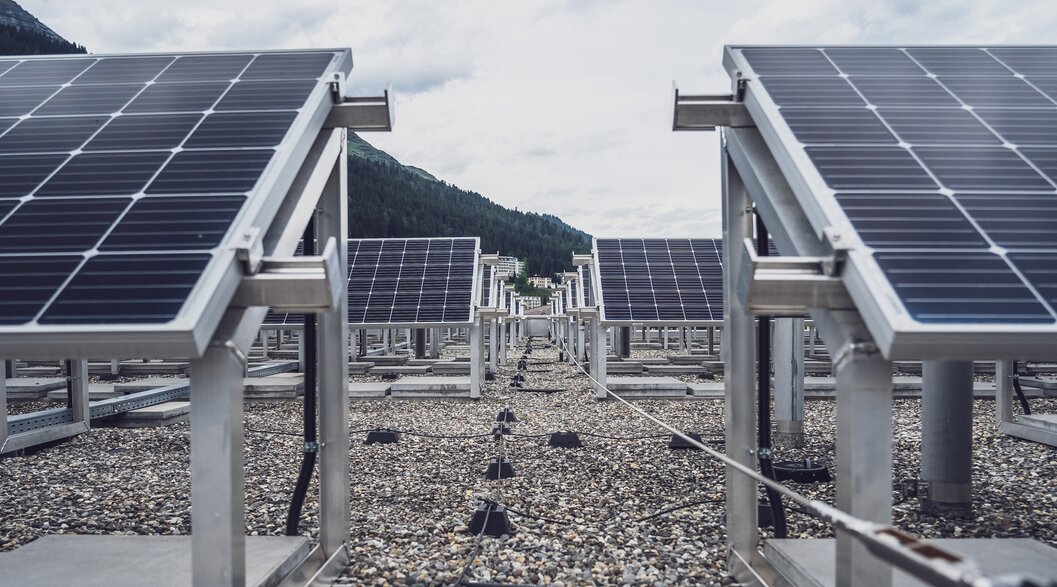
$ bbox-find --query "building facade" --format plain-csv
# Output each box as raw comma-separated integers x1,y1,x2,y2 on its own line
497,255,524,277
527,275,552,289
520,295,542,310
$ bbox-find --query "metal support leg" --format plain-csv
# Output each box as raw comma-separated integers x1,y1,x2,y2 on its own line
592,320,607,399
835,344,893,587
414,329,426,359
774,318,805,448
577,320,586,363
317,147,351,558
921,360,973,516
488,320,498,373
469,318,483,399
722,143,758,576
708,327,715,356
297,334,306,373
70,359,89,428
618,326,631,358
430,328,440,358
995,359,1014,428
0,361,7,450
190,342,246,587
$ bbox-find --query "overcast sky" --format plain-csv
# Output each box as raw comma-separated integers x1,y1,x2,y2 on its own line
25,0,1057,237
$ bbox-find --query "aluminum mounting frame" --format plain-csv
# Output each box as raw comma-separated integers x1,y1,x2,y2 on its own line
0,48,354,360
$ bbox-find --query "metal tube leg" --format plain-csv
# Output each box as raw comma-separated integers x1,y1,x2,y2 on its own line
317,146,351,556
774,318,805,448
921,360,973,516
1,361,8,450
190,343,246,587
70,359,89,427
297,334,306,372
593,320,607,399
577,320,586,363
489,320,498,373
835,344,893,587
995,360,1014,428
470,319,483,399
722,143,758,574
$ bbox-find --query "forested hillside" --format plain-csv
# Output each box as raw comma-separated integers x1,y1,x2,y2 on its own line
348,135,591,276
0,1,85,54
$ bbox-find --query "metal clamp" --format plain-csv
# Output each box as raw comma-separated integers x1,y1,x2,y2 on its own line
231,237,344,312
324,84,393,131
235,227,264,275
737,238,855,316
831,340,880,370
671,85,754,131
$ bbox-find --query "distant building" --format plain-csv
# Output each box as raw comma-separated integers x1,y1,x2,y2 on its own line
527,275,552,289
520,295,542,309
497,256,524,277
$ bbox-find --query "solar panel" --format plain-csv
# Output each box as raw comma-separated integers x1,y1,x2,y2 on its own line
579,264,593,307
480,264,493,306
594,238,724,324
730,45,1057,342
346,238,479,326
0,49,352,356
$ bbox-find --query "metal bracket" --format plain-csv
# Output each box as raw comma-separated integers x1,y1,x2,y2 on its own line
324,85,393,131
236,227,264,275
672,86,753,131
737,238,854,316
480,254,500,266
822,227,851,277
571,254,593,266
231,237,343,312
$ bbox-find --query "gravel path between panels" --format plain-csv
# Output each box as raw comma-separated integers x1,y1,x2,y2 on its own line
1,339,1055,587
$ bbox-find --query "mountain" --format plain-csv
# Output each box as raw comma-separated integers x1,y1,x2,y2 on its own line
0,1,85,55
347,134,591,277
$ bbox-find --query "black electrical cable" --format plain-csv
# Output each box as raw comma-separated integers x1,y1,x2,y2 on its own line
1012,360,1032,415
286,221,317,537
756,214,788,539
633,498,726,522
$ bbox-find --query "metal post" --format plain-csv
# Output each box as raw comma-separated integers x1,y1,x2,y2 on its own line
773,318,805,448
921,360,973,516
469,318,483,399
618,326,631,358
834,343,893,587
0,359,7,450
995,359,1014,428
809,324,817,356
190,342,246,586
316,146,351,556
592,320,607,399
488,319,498,373
662,327,669,351
70,359,90,428
430,328,440,358
359,329,368,358
297,334,306,372
414,329,426,359
4,359,13,379
721,140,758,575
577,319,587,363
708,327,715,356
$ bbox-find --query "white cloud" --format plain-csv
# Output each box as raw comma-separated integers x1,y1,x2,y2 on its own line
21,0,1057,239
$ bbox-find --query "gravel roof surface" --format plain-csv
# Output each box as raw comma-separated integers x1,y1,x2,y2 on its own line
1,337,1055,587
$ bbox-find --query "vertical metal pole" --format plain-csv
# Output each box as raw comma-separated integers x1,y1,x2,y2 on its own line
317,142,350,556
190,342,246,587
70,359,90,428
995,360,1014,428
577,320,586,363
414,329,426,359
662,327,669,351
708,327,715,356
921,360,973,516
110,358,120,376
430,328,440,358
469,318,483,399
834,343,893,587
619,326,631,358
498,320,507,364
721,139,758,574
359,329,368,358
809,325,817,356
488,319,498,373
774,318,805,447
0,359,8,449
593,320,607,399
297,334,306,372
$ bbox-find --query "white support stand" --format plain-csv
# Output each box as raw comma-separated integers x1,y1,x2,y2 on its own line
70,359,90,430
577,319,586,363
488,319,498,374
0,361,7,450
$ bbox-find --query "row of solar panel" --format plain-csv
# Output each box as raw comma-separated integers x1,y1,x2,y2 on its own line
596,239,724,322
742,47,1057,78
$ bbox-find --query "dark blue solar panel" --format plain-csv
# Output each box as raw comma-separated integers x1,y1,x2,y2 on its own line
739,45,1057,327
595,238,722,322
0,50,343,331
346,238,478,324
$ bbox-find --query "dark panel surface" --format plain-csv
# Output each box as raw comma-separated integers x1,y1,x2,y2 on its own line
86,114,202,151
123,81,229,113
0,116,108,153
147,150,273,194
0,197,129,253
184,111,296,148
0,256,83,325
37,151,170,197
101,196,245,251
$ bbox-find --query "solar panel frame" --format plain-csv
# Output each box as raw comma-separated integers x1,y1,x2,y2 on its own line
0,48,353,358
724,45,1057,359
593,238,725,326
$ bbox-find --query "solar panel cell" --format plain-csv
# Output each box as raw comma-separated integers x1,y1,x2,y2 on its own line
158,55,253,82
241,53,333,80
974,109,1057,145
806,146,937,190
123,81,230,113
0,256,82,325
214,80,317,111
835,193,987,248
39,253,212,324
0,116,108,153
75,57,174,84
878,108,1000,145
740,48,838,75
101,195,245,251
0,85,60,116
782,108,896,144
914,146,1052,190
0,59,92,86
0,197,129,253
849,76,960,107
86,113,202,151
147,150,273,194
938,76,1053,107
37,151,170,197
824,48,924,76
184,111,297,148
35,83,145,116
905,48,1011,76
954,193,1057,248
0,154,68,197
758,76,865,107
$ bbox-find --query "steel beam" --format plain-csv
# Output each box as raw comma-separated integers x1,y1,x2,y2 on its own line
470,318,483,399
592,319,607,399
774,318,805,447
672,90,753,131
